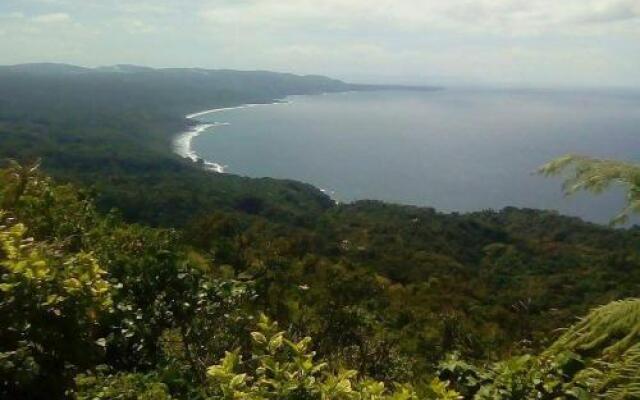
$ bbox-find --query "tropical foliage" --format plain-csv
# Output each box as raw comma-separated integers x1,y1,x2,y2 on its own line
0,152,638,399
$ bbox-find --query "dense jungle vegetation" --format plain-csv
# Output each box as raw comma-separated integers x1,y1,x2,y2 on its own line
1,64,639,398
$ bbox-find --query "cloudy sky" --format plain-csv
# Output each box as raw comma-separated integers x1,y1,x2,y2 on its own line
0,0,638,87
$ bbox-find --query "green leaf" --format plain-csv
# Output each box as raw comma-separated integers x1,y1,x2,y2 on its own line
251,331,267,345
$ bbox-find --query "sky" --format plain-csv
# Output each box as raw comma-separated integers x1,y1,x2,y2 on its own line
0,0,638,87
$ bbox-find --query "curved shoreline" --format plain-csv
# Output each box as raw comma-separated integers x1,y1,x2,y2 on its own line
173,100,291,173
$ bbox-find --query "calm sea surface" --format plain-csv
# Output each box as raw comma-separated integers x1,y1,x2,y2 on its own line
191,88,640,224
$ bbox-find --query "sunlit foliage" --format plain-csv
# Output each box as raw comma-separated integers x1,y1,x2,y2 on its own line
0,213,111,397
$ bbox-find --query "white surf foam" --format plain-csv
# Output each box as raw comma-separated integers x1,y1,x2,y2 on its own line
174,99,292,173
185,100,291,119
172,122,229,173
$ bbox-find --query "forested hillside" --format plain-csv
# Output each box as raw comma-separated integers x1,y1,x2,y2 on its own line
1,65,639,398
0,64,360,224
0,64,439,225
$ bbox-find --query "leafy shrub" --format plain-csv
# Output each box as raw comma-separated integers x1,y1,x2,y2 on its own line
206,313,449,399
0,212,112,398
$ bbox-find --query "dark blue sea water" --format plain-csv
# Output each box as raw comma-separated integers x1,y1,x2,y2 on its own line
190,88,640,224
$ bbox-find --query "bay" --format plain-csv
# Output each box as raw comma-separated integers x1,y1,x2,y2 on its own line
191,88,640,224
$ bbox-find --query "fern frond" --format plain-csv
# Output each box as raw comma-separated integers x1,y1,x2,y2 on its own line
539,154,640,225
572,343,640,399
547,299,640,359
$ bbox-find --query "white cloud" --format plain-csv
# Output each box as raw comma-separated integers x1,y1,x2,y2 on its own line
116,3,173,15
115,17,158,34
32,12,71,24
0,11,26,20
32,0,71,4
575,0,640,24
197,0,640,35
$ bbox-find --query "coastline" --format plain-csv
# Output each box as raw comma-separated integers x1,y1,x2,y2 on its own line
173,122,229,173
173,99,291,173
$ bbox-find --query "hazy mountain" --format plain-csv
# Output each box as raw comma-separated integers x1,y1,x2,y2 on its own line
0,63,368,119
1,62,92,75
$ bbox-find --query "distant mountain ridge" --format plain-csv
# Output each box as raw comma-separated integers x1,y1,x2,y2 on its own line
0,62,439,94
1,62,347,82
0,62,91,75
0,63,356,116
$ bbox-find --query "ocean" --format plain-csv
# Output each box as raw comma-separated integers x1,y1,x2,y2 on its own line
183,87,640,224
